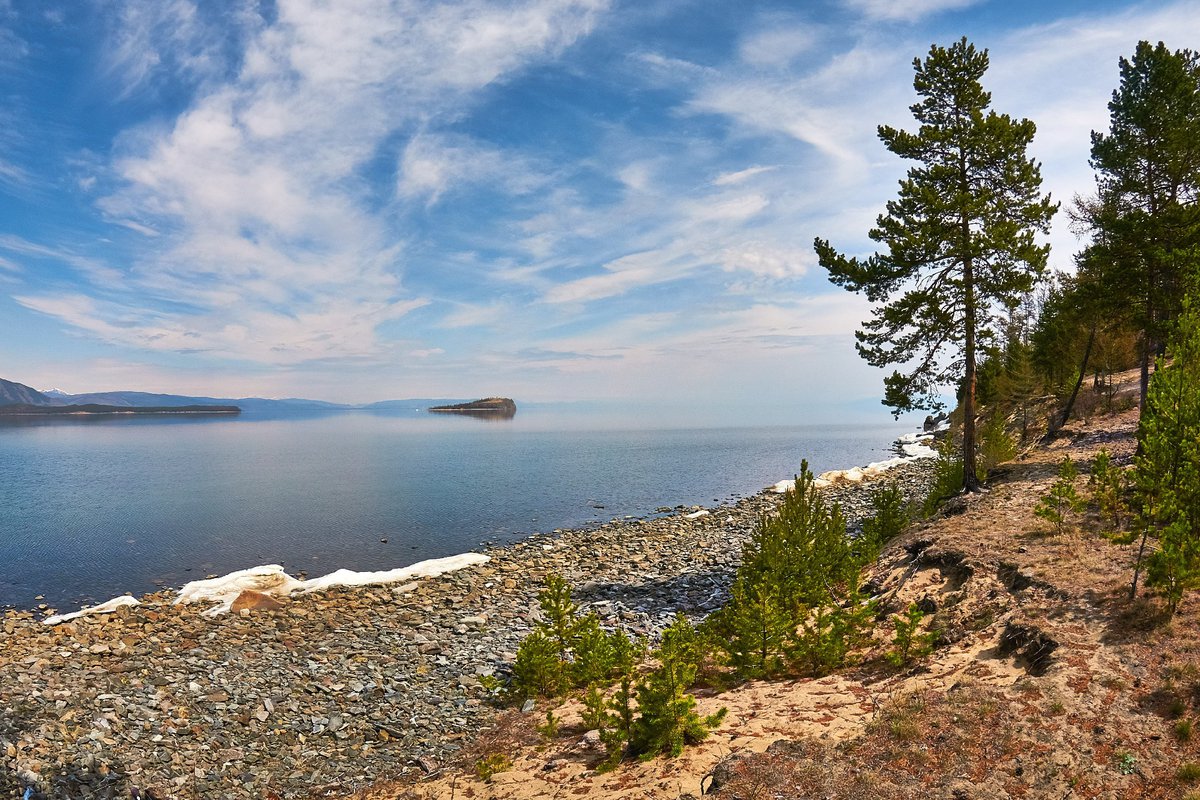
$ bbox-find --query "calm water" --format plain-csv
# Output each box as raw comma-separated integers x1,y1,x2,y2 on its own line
0,409,911,611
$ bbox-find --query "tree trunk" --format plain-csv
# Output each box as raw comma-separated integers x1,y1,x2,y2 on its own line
1130,524,1150,601
1140,334,1152,415
1054,322,1096,434
962,249,981,492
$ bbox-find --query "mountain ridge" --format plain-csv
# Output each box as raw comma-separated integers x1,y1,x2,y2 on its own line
0,376,513,416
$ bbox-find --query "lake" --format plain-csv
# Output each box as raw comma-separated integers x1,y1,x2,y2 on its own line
0,409,913,611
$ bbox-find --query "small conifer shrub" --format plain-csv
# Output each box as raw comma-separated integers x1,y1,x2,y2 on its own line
510,573,635,699
1088,448,1128,532
1131,298,1200,614
887,603,934,667
707,460,875,680
859,483,909,560
1035,455,1084,533
511,628,565,699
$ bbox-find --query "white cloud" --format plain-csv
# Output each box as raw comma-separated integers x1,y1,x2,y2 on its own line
738,24,818,69
719,243,811,279
26,0,612,365
713,165,777,186
842,0,982,23
398,133,546,204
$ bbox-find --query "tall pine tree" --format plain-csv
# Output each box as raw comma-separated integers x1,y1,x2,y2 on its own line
815,38,1057,491
1133,296,1200,614
1079,41,1200,412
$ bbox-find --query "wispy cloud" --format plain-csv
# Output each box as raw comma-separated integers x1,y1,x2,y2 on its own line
21,0,609,365
842,0,982,23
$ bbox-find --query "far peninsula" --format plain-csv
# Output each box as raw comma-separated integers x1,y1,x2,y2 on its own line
428,397,517,417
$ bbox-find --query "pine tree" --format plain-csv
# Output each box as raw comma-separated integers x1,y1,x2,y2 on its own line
815,38,1057,491
630,615,726,760
539,572,579,663
708,461,864,678
1133,297,1200,613
1034,455,1085,534
859,483,909,561
1088,448,1128,531
887,603,935,668
711,573,791,680
1080,41,1200,411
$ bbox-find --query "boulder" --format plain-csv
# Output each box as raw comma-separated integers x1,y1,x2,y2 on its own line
230,590,289,613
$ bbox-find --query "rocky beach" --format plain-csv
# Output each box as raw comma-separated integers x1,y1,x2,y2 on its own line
0,446,937,799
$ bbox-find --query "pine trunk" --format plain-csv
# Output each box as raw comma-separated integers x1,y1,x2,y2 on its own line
962,227,981,492
1055,322,1096,433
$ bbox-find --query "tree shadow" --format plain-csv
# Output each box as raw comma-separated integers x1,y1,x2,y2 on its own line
575,568,735,618
1,710,138,800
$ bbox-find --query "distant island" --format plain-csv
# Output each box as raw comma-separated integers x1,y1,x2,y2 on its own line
428,397,517,418
0,376,518,420
0,403,241,417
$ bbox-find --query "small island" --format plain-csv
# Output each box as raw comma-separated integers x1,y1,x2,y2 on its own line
428,397,517,418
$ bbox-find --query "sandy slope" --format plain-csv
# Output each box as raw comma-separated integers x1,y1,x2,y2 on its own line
357,377,1200,800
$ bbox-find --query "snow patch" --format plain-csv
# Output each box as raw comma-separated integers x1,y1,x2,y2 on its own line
175,553,490,616
43,595,139,626
770,431,939,491
685,509,710,519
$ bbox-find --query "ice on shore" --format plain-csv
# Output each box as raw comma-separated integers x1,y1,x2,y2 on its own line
685,509,710,519
769,431,938,493
175,553,491,617
44,552,492,624
42,595,140,626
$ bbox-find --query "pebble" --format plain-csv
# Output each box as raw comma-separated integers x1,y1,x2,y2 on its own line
0,458,936,799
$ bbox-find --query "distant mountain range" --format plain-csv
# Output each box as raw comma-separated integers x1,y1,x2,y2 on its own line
0,376,500,416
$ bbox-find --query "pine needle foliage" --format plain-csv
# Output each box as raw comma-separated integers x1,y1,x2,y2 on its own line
707,460,875,680
923,435,965,516
814,37,1057,491
1035,456,1085,534
1133,299,1200,615
887,603,935,667
630,615,727,760
859,484,909,562
1088,448,1129,533
510,573,633,700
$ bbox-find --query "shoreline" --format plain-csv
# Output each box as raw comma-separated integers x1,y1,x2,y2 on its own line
0,435,938,798
24,431,939,624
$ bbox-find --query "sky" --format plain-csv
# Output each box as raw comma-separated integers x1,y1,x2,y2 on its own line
1,0,1198,422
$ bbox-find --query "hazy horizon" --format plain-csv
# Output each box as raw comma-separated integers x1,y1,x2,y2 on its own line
3,0,1196,411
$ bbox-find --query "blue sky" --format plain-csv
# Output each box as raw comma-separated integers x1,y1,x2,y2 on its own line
1,0,1197,420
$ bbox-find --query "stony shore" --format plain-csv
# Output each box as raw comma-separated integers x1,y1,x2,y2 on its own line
0,455,936,799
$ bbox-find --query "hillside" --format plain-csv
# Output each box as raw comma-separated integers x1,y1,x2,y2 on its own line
358,374,1200,800
0,378,53,406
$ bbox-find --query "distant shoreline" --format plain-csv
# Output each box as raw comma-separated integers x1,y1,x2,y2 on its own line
0,403,241,417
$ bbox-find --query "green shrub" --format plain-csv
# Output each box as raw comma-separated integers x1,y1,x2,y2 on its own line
1133,302,1200,615
787,586,875,677
511,628,565,699
630,615,726,759
887,603,934,667
571,612,618,687
1035,455,1084,533
977,412,1017,479
539,572,579,661
509,573,638,700
860,483,909,560
923,437,964,516
1088,448,1128,531
536,709,560,740
475,753,512,781
707,461,875,680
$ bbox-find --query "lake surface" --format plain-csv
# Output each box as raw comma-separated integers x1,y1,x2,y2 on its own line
0,409,913,611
